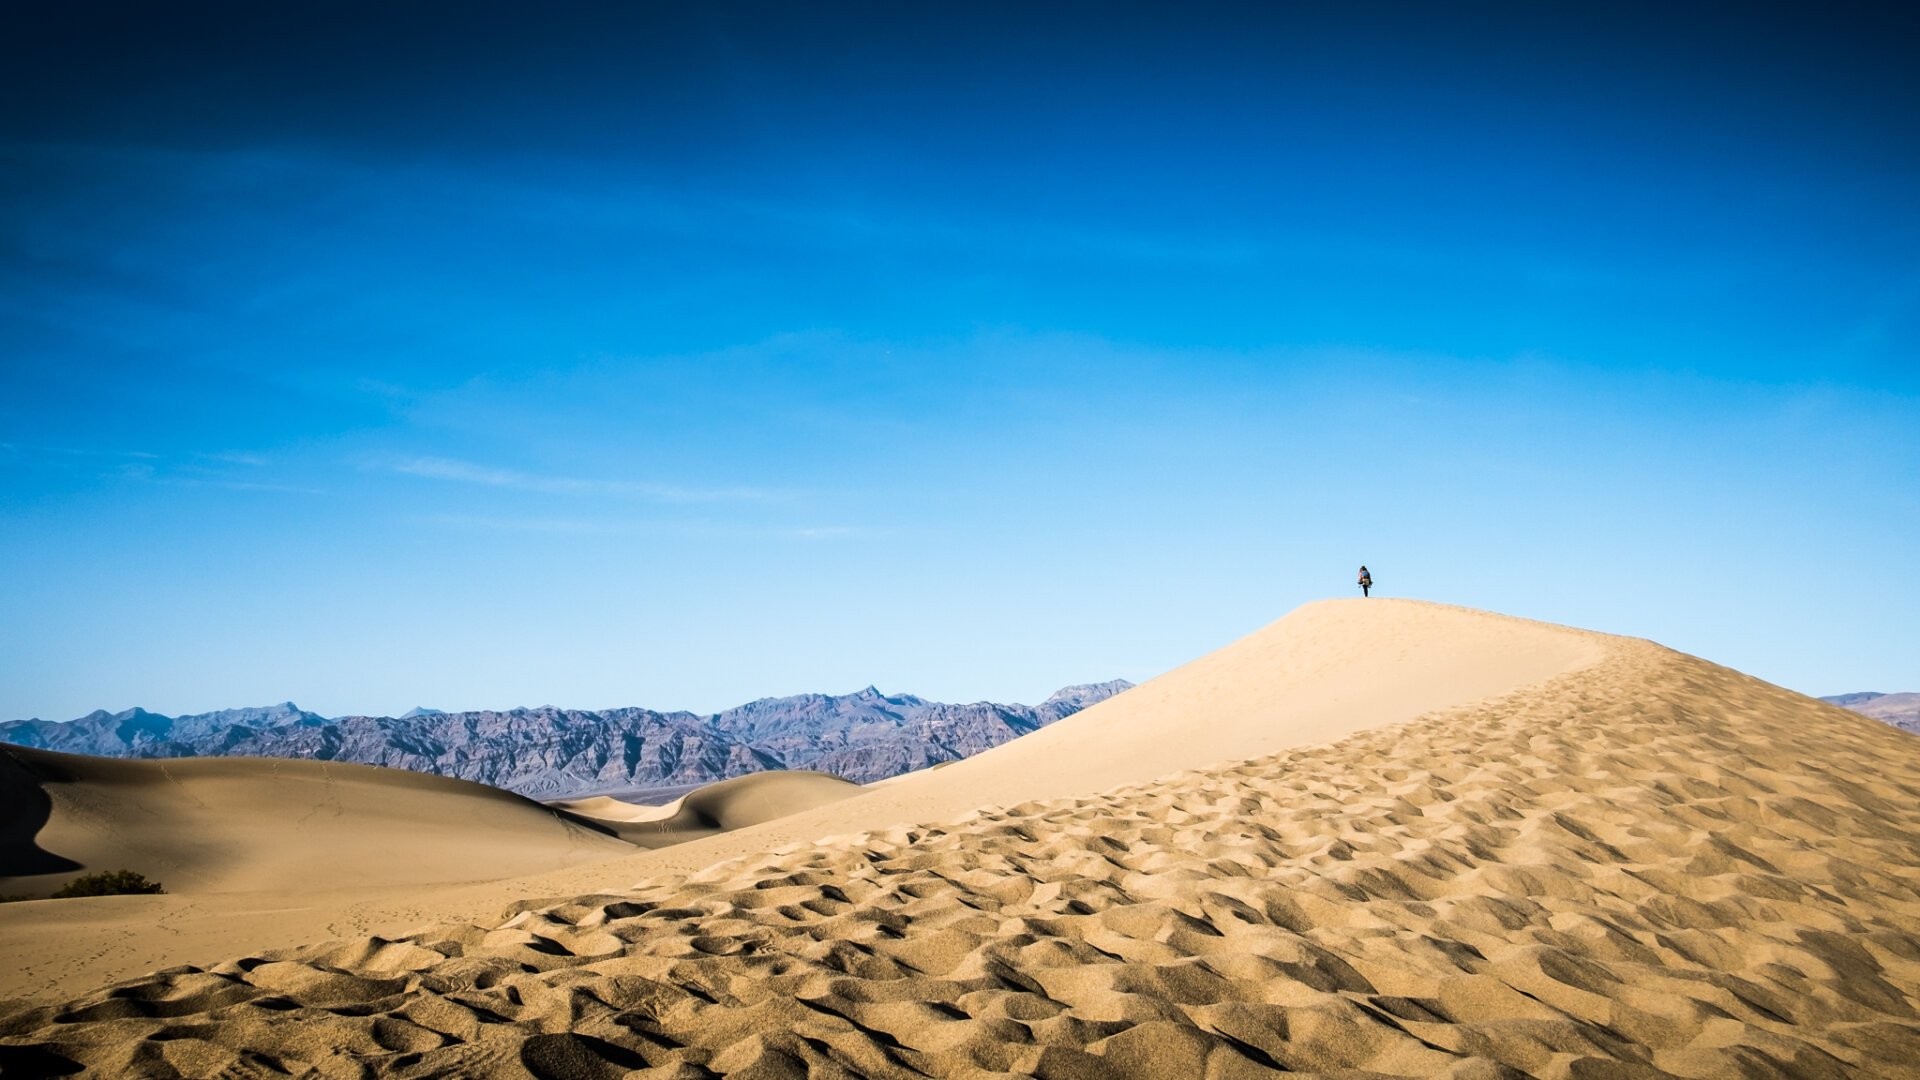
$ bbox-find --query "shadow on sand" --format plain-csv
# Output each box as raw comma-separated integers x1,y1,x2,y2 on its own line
0,746,84,880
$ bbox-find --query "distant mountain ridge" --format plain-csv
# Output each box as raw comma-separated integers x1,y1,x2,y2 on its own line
1823,692,1920,734
0,681,1135,796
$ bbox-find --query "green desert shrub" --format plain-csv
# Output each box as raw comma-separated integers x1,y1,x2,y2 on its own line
49,869,165,898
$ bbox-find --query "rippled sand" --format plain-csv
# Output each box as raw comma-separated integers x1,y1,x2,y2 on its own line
4,624,1915,1077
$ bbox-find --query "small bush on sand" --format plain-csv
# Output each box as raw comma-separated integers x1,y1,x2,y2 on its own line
49,870,165,898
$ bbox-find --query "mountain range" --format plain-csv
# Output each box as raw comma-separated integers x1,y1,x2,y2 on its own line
0,682,1134,797
1824,691,1920,734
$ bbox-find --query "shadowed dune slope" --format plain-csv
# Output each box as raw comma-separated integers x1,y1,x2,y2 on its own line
0,746,633,897
6,611,1918,1077
552,770,864,848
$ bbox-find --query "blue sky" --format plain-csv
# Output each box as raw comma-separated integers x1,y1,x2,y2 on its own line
3,3,1916,720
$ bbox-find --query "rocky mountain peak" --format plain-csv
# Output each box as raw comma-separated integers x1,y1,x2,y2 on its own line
2,678,1137,797
1042,679,1136,709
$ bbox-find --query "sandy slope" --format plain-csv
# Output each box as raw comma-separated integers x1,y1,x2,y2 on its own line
0,600,1603,1005
7,608,1917,1077
561,597,1607,886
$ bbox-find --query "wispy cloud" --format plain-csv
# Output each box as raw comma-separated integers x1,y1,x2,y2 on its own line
194,478,324,494
125,464,322,494
408,514,872,540
386,455,780,503
1,442,158,461
791,525,862,539
2,442,317,492
195,450,269,467
408,513,632,534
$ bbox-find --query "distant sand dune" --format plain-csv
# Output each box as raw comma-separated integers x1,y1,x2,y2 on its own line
552,770,864,847
6,600,1917,1076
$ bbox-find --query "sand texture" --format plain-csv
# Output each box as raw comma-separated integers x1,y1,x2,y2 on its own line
4,601,1918,1077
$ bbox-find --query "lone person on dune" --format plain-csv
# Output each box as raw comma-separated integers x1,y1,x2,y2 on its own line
1358,565,1372,598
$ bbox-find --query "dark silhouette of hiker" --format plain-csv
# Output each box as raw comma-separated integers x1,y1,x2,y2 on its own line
1358,565,1372,597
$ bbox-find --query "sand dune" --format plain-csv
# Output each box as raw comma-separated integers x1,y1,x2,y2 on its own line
5,599,1917,1077
552,770,864,848
0,746,631,897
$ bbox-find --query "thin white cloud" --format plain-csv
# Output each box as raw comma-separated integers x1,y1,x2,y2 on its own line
407,514,869,541
387,455,780,503
112,465,322,494
0,444,316,492
1,442,158,460
196,450,269,467
199,479,323,494
409,513,627,534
